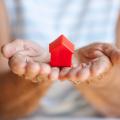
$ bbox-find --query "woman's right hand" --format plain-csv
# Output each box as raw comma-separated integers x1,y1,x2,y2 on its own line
2,39,60,82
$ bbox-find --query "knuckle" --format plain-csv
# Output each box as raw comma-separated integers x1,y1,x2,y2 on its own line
28,62,39,71
9,57,25,74
1,44,9,57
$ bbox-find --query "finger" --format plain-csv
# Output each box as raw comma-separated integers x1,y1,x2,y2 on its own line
24,62,40,80
76,43,104,60
70,56,111,85
1,40,24,58
78,43,120,65
66,65,82,80
49,67,60,81
39,63,51,76
108,48,120,65
59,67,71,80
9,54,28,76
90,56,111,77
31,63,51,83
76,63,90,82
94,43,120,65
1,39,46,59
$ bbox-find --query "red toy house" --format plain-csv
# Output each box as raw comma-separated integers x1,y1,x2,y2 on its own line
49,35,74,67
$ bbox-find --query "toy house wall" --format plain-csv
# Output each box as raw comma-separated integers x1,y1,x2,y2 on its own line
50,47,72,67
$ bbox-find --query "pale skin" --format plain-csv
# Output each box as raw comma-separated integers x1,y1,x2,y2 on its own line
0,17,120,120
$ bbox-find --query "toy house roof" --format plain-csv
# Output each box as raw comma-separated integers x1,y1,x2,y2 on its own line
49,35,74,53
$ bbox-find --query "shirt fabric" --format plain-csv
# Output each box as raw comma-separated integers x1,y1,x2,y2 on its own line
5,0,120,119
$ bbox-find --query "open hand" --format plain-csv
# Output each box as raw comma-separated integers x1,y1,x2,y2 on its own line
60,43,120,85
2,40,60,82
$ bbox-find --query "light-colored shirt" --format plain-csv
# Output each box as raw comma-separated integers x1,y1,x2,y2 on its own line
5,0,120,118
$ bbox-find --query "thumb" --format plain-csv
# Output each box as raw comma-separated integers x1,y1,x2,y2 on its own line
1,39,24,58
100,43,120,65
